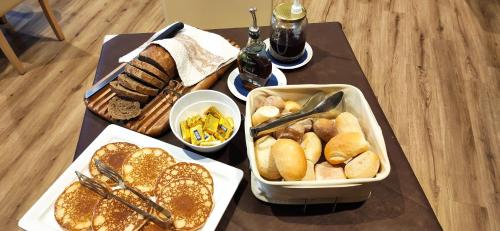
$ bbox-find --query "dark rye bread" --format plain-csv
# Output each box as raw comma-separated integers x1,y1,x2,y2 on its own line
129,58,170,82
138,44,177,78
109,81,149,104
107,96,141,121
124,64,165,89
117,74,159,96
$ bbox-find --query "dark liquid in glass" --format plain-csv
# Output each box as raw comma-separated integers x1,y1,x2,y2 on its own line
269,30,306,62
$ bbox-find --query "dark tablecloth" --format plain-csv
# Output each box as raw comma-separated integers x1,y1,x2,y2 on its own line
75,22,441,230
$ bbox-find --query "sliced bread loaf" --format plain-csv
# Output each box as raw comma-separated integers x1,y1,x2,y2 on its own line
124,64,165,89
117,73,158,96
107,96,141,120
129,58,170,82
139,44,177,78
109,81,149,104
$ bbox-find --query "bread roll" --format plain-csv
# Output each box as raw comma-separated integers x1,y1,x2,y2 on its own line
324,132,369,164
301,160,316,181
274,122,306,142
263,96,285,111
271,139,307,181
345,151,380,179
283,101,302,114
313,118,336,142
315,161,346,180
254,136,281,180
252,106,280,126
335,112,364,137
300,132,322,163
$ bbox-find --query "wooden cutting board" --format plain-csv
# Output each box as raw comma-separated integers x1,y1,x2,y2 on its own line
85,40,239,137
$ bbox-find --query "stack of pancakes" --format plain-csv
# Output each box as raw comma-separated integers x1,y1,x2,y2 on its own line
108,44,178,120
54,142,214,231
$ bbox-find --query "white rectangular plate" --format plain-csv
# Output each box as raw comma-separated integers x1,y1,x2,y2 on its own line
19,124,243,231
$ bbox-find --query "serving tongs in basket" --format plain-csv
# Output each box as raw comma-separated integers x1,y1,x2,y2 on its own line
250,91,344,137
75,159,172,228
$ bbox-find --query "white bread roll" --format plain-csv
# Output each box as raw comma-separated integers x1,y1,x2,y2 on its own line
301,160,316,181
345,151,380,179
254,135,281,180
283,101,302,114
252,106,280,126
271,139,307,181
335,112,364,137
300,132,322,164
313,118,336,142
263,95,285,111
324,132,369,165
315,161,346,180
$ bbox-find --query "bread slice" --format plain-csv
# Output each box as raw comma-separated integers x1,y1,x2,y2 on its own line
118,73,159,96
130,58,170,82
54,182,103,231
122,148,176,196
109,81,149,104
107,96,141,120
92,189,150,231
89,142,139,186
156,178,212,230
155,162,214,197
139,44,177,78
125,64,165,89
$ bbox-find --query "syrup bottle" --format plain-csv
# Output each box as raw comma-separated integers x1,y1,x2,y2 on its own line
237,8,272,90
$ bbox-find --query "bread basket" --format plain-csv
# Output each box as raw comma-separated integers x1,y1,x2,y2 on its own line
244,84,391,204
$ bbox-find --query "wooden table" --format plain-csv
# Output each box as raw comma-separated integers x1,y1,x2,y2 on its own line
75,22,442,230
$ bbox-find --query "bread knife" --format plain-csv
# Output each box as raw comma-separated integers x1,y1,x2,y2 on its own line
84,22,184,99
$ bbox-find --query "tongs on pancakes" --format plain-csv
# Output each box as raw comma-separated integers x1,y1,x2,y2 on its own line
75,159,172,228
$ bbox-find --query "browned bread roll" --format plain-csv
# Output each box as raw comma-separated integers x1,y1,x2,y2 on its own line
313,118,336,142
301,160,316,181
254,135,281,180
300,132,322,164
315,161,346,180
335,112,365,137
252,106,280,126
271,139,307,181
345,151,380,178
263,95,285,111
324,132,369,165
283,100,302,114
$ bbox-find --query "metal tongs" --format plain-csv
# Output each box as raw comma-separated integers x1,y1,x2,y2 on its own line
76,159,172,228
250,91,344,137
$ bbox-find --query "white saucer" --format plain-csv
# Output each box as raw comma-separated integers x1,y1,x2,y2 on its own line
264,38,313,70
227,66,287,101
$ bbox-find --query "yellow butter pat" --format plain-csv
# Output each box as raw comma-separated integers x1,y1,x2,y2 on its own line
200,140,222,146
180,120,190,142
203,114,219,135
189,125,204,145
205,106,223,119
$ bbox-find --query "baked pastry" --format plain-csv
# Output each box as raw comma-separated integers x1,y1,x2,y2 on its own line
252,106,280,126
107,96,141,120
282,100,302,114
130,58,170,82
139,44,177,78
156,179,212,230
315,161,346,180
335,112,364,137
54,182,103,231
254,135,281,180
122,148,176,196
313,118,336,142
155,162,214,196
301,160,316,181
124,64,165,89
109,81,149,104
262,95,285,111
118,73,159,96
274,122,305,142
345,151,380,179
300,132,322,164
92,189,150,231
324,132,369,165
89,142,139,185
270,139,307,181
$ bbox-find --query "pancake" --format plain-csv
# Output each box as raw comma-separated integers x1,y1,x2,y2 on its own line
154,162,214,197
140,221,175,231
89,142,139,185
92,189,150,231
54,181,103,231
122,148,176,196
157,179,213,230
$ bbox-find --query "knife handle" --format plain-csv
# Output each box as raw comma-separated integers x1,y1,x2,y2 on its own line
153,22,184,41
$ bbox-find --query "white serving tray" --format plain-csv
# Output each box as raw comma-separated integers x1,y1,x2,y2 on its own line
18,125,243,231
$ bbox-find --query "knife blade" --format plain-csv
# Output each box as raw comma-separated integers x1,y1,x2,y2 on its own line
84,22,184,99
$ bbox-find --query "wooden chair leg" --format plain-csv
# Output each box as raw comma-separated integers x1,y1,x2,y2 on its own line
0,30,25,74
38,0,65,41
0,16,14,32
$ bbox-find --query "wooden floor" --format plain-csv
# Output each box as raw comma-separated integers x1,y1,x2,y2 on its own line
0,0,498,230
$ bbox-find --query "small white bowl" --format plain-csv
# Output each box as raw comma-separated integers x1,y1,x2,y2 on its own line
170,90,241,153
